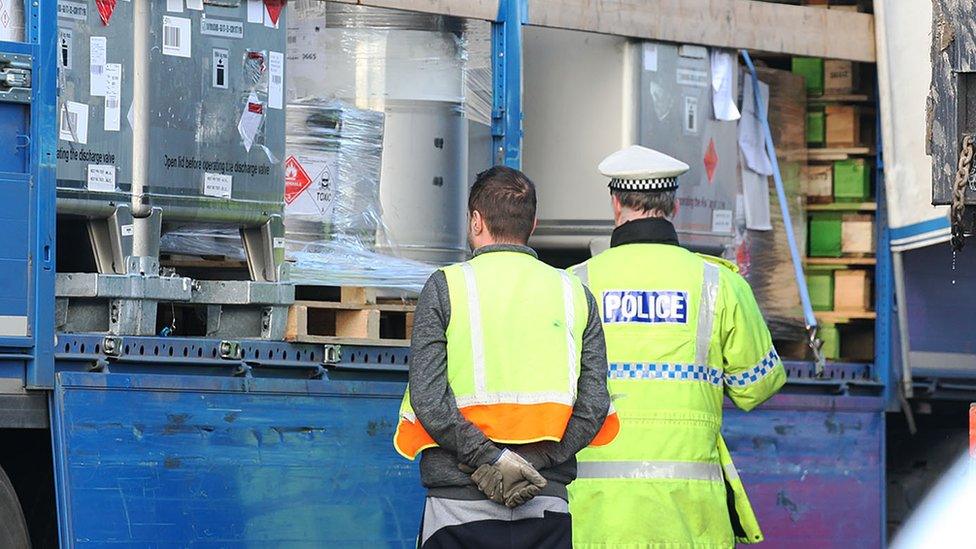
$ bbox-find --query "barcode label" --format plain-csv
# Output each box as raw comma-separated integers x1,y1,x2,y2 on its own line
91,64,104,75
161,16,191,58
268,51,283,110
163,25,180,49
104,63,122,132
61,109,78,132
58,101,89,144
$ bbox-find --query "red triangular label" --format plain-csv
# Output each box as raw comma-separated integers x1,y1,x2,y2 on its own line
264,0,286,26
95,0,117,26
704,138,718,183
284,155,312,204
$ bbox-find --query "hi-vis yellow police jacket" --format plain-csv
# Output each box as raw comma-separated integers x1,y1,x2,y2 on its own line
568,243,786,549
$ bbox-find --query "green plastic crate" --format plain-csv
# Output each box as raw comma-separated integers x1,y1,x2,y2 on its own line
807,108,825,145
833,159,870,202
819,324,840,360
809,212,842,257
806,270,835,312
792,57,824,96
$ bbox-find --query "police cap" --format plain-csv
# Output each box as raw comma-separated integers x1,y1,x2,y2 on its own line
598,145,690,191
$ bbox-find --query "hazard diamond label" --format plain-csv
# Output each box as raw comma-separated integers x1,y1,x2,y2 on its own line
704,138,718,183
284,155,312,204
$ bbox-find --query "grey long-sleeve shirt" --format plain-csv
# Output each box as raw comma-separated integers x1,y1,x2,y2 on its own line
408,244,611,501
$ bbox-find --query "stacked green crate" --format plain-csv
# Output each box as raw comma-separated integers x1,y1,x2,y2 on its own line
806,268,835,312
808,212,843,257
792,57,824,96
833,159,871,201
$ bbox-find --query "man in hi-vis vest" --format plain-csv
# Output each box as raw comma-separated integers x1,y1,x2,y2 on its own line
394,166,619,548
569,145,786,548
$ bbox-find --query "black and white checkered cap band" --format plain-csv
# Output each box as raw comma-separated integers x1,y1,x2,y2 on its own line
608,177,679,191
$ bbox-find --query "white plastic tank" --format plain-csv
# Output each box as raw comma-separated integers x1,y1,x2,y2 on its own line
287,2,469,264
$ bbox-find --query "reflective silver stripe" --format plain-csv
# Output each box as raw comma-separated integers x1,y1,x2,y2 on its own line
454,391,576,408
696,262,720,366
460,262,487,398
559,271,579,396
571,263,589,286
577,460,723,482
723,461,740,484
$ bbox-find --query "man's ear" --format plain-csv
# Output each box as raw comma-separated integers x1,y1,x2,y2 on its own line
530,217,538,237
470,210,484,235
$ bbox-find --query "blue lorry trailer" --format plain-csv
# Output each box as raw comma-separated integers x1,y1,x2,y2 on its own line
0,0,944,547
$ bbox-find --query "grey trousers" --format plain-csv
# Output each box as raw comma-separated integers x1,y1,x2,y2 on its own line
418,495,572,549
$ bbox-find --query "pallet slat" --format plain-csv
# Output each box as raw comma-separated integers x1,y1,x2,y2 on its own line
286,286,416,345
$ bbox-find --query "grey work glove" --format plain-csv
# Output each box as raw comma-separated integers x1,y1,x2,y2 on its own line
460,450,547,508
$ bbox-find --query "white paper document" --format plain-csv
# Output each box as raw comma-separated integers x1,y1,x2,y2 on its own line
247,0,264,23
103,63,122,132
738,76,773,176
89,36,107,96
268,51,284,109
710,49,740,122
59,101,89,144
740,152,773,231
237,92,264,152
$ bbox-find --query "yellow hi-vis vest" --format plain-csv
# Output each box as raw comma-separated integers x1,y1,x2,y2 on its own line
393,251,620,460
568,243,786,549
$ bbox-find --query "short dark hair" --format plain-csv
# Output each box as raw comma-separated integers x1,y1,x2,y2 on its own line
611,189,677,217
468,166,537,243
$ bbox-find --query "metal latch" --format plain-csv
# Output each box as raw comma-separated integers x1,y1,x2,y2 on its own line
0,53,31,104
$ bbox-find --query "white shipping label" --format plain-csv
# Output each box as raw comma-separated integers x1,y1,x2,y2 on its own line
273,237,285,249
203,172,233,199
237,92,263,152
162,16,192,58
58,101,89,144
683,96,699,135
87,164,116,193
121,224,134,237
676,67,709,88
89,36,107,97
104,63,122,132
58,29,72,70
166,0,183,13
186,0,204,10
642,43,658,72
57,0,88,20
268,51,283,109
712,209,733,234
212,48,229,89
247,0,263,23
201,17,244,39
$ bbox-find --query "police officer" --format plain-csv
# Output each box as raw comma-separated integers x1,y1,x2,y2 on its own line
568,145,787,548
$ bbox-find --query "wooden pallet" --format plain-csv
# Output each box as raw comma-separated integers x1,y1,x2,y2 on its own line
285,286,415,346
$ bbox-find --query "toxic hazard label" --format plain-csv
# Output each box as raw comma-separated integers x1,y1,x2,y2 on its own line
284,153,337,219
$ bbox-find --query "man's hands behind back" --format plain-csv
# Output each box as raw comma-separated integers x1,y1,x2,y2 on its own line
460,449,547,508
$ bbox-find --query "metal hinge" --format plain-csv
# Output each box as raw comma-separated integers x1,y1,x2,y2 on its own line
0,53,31,104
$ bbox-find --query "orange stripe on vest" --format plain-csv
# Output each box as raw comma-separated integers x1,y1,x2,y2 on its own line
395,403,620,459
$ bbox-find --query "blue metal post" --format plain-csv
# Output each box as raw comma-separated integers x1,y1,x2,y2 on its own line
26,0,57,387
490,0,525,169
874,116,892,403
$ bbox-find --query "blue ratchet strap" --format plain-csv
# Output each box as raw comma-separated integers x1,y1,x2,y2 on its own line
740,50,825,375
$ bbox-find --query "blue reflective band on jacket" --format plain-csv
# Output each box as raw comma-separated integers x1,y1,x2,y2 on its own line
602,290,688,324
